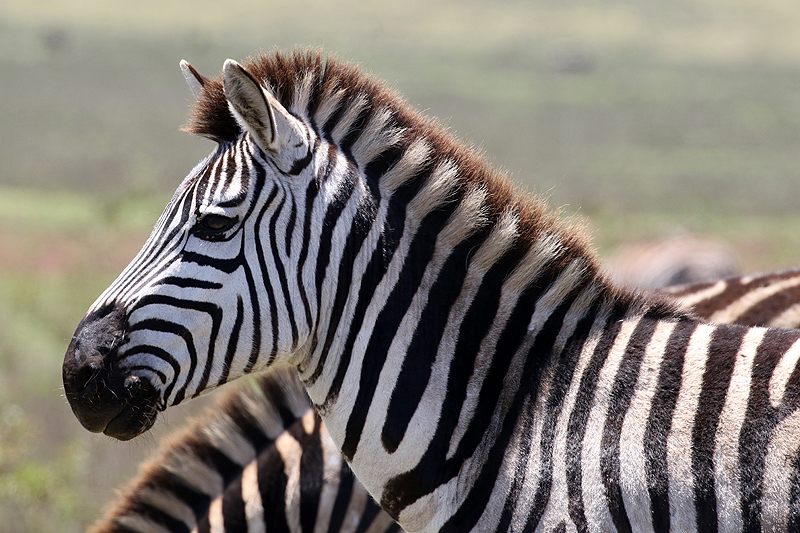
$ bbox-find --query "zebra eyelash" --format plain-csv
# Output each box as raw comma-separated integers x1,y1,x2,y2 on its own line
191,213,240,241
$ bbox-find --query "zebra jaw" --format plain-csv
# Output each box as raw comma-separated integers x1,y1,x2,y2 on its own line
62,303,160,440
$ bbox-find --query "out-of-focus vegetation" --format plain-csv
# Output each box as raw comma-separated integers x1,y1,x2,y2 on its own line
0,188,216,531
2,0,800,529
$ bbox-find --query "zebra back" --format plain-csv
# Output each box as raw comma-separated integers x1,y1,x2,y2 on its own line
89,367,400,533
663,267,800,328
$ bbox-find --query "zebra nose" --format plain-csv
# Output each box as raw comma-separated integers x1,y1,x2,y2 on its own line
69,354,102,397
62,304,160,440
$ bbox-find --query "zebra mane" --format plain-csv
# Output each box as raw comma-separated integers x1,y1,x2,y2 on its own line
185,48,683,317
89,366,312,533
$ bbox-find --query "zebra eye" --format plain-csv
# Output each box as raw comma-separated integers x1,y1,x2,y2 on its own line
200,214,235,231
193,214,238,239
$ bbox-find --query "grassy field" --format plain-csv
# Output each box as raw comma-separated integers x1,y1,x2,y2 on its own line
3,0,800,529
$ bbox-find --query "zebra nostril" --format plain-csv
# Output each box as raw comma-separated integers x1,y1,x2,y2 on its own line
74,360,101,396
124,375,141,393
62,301,158,438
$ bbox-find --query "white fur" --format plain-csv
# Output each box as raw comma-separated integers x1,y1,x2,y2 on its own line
769,337,800,408
206,498,224,533
349,186,488,493
761,409,800,531
163,449,224,497
536,299,613,532
619,319,677,532
198,412,257,466
330,93,369,144
351,107,405,165
710,275,800,324
136,486,197,529
276,429,304,532
580,314,642,531
379,139,432,194
512,283,601,531
714,327,766,532
117,514,174,533
673,280,727,308
665,323,714,530
242,460,267,533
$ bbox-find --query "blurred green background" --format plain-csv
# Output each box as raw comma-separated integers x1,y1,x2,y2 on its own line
2,0,800,530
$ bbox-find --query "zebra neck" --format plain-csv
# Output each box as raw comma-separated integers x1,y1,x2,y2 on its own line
290,134,697,530
298,250,683,530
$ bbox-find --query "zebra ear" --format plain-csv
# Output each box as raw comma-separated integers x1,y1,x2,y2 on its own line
180,60,209,100
222,59,305,155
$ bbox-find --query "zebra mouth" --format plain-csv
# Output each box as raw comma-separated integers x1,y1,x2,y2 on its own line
65,372,161,441
101,394,159,441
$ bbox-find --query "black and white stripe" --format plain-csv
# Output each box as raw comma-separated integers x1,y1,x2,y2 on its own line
98,267,800,532
90,368,401,533
664,267,800,328
93,265,800,532
64,50,800,532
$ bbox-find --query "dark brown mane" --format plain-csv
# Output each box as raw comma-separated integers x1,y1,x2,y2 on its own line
184,48,684,318
185,51,569,252
186,49,413,147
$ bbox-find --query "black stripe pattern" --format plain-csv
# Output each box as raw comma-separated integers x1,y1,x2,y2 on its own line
89,368,401,533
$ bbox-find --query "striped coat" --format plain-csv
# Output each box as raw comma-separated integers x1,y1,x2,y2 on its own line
90,369,400,533
94,265,800,532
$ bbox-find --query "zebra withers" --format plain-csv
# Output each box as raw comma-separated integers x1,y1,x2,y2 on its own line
63,50,800,531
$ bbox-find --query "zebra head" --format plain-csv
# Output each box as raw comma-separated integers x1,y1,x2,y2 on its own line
63,59,326,440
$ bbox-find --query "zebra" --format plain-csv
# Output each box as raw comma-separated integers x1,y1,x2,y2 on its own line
90,367,400,533
91,262,800,533
662,267,800,329
62,50,800,531
93,263,800,533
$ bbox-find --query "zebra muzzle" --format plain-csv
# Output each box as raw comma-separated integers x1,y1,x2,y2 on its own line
62,303,159,440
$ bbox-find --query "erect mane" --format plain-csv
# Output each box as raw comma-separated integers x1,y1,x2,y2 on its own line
185,48,683,317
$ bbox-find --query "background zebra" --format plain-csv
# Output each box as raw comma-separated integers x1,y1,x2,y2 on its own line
63,50,800,531
663,267,800,328
90,367,399,533
91,265,800,533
